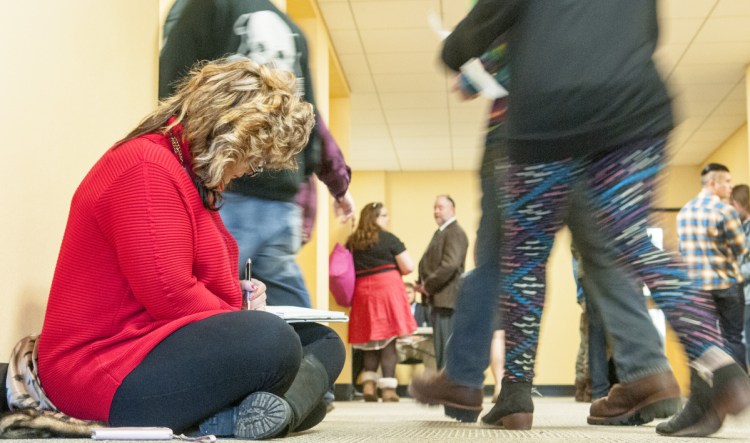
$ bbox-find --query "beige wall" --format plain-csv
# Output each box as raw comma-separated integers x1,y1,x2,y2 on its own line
702,124,749,185
0,1,159,357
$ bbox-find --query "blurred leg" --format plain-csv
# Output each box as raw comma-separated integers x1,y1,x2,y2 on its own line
490,330,505,401
220,194,310,307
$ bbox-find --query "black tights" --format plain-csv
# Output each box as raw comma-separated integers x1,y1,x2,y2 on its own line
109,311,344,432
362,340,398,378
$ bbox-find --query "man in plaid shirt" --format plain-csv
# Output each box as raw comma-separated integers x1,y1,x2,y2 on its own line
678,163,748,369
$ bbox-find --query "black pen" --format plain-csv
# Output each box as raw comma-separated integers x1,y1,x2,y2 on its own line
244,258,253,308
244,258,252,281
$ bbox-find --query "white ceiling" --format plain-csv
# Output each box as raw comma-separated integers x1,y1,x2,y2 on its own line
317,0,750,171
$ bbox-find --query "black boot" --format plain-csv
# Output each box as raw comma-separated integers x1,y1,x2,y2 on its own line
0,363,8,412
201,355,330,439
656,364,750,437
481,379,534,430
283,354,331,434
291,400,327,433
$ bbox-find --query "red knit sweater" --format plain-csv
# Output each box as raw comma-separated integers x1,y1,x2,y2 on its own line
38,127,241,421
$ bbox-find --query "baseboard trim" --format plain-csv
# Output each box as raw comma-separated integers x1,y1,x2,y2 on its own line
337,383,576,401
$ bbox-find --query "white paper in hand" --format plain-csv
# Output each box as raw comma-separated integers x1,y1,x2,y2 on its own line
427,12,451,40
460,58,508,100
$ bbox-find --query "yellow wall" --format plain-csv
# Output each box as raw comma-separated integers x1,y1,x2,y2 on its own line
702,124,749,185
0,1,159,358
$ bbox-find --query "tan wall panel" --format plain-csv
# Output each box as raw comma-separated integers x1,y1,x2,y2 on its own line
702,124,749,185
0,1,159,357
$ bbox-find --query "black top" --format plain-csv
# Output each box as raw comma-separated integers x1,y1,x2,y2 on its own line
159,0,320,201
443,0,673,163
352,231,406,277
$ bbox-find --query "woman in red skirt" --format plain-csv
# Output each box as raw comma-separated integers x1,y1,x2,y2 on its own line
347,202,417,402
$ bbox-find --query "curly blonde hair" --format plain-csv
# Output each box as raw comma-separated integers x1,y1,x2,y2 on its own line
119,57,314,209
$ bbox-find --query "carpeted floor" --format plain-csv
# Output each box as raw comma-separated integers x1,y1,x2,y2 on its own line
290,396,750,442
9,396,750,442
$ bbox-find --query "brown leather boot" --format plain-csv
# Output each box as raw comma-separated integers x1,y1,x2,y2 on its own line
588,371,681,425
378,378,400,402
408,371,483,422
361,371,379,402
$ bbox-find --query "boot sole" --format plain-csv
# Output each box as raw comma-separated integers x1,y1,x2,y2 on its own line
444,405,482,422
407,382,482,422
655,409,722,437
234,392,292,440
481,412,534,430
587,397,680,426
656,373,750,437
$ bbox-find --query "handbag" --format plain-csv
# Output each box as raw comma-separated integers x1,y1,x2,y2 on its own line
329,242,355,307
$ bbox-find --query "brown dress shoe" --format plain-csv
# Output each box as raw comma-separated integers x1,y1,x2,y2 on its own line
588,371,681,425
408,371,483,422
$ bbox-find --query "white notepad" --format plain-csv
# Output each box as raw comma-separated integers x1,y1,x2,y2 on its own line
266,306,349,323
91,427,173,440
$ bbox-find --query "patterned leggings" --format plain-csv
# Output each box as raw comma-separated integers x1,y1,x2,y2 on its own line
500,138,726,382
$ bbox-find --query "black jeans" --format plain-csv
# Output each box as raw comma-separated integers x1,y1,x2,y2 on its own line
109,310,345,432
710,285,746,369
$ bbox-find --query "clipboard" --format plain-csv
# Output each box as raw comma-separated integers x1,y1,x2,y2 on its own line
266,306,349,323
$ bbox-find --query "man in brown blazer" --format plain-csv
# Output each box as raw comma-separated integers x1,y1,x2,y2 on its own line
416,195,469,369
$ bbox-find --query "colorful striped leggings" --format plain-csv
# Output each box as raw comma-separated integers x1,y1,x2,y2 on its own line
500,138,726,382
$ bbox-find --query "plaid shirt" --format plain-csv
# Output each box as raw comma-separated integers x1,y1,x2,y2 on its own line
677,190,747,290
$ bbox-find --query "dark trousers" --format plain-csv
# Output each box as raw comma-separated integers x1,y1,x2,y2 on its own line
0,362,8,412
109,310,345,432
710,285,747,369
430,307,455,370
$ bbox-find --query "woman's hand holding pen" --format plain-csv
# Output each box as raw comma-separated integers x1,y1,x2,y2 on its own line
241,278,267,311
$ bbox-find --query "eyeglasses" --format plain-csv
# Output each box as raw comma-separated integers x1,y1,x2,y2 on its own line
247,162,264,178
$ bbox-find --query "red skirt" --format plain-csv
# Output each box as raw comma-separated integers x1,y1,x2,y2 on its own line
348,270,417,344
